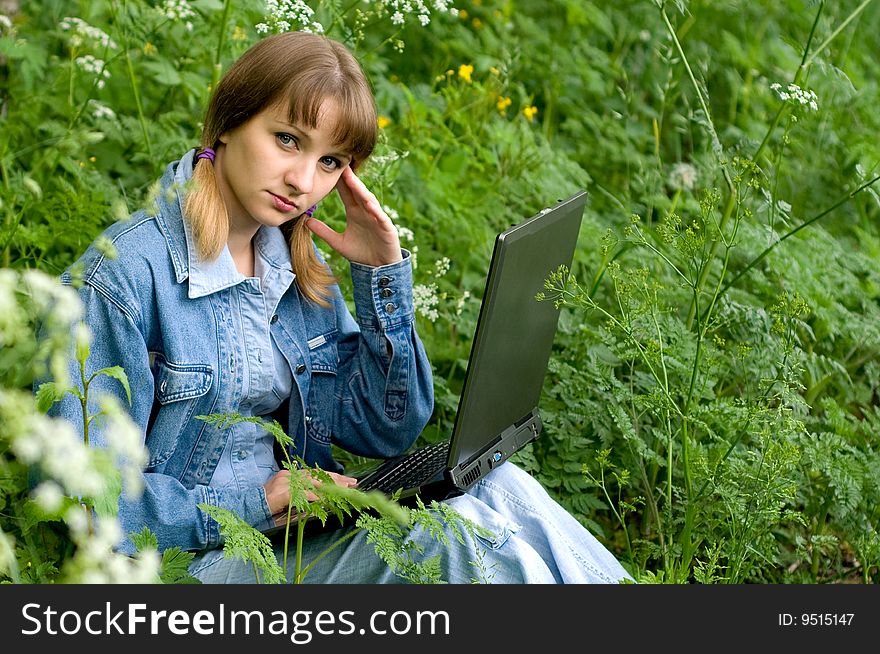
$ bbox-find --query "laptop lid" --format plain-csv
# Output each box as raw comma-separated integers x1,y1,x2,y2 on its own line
446,191,587,490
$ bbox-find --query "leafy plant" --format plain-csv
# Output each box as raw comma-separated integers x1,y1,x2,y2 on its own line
196,413,492,584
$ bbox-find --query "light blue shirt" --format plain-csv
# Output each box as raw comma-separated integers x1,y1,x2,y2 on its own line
181,218,295,492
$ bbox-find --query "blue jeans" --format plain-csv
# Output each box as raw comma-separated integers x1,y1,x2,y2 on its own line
189,463,633,584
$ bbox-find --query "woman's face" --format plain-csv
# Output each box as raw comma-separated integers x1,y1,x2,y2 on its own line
214,99,353,236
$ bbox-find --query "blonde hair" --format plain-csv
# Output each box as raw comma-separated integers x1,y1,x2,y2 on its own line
184,32,378,306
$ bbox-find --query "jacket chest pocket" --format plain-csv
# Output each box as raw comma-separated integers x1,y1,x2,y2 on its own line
147,354,213,468
305,331,338,446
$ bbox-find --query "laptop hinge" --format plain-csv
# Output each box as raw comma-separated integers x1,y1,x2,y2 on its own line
448,409,542,491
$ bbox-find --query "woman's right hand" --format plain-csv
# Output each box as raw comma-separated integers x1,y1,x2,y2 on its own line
263,468,358,523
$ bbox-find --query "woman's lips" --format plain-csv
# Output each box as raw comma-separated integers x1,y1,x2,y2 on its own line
270,192,297,213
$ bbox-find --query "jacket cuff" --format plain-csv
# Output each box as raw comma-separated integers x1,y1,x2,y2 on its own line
204,486,274,548
349,250,415,330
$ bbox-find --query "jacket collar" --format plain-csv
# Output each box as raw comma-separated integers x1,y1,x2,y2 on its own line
154,149,295,299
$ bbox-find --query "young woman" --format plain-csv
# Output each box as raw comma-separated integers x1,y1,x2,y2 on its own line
52,31,632,584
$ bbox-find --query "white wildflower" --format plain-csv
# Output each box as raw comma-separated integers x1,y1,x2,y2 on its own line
770,81,818,112
434,256,451,278
9,421,41,463
33,481,66,513
89,100,116,120
372,150,409,167
383,204,400,221
668,162,698,192
75,55,112,89
0,14,13,32
258,0,324,34
396,225,415,242
64,504,89,535
455,290,470,316
11,414,106,499
60,17,117,50
0,272,19,327
413,283,440,322
0,529,14,577
375,0,456,28
160,0,196,23
66,515,160,583
96,394,149,497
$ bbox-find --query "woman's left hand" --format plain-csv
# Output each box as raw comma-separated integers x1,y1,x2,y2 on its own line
305,166,403,267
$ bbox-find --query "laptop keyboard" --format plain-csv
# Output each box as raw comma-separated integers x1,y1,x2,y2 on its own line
357,441,450,494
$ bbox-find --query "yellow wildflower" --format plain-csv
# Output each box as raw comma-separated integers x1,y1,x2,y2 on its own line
459,9,468,19
472,18,482,29
232,26,247,41
490,66,501,76
458,64,474,83
523,105,538,122
377,116,391,129
143,42,157,56
496,96,512,113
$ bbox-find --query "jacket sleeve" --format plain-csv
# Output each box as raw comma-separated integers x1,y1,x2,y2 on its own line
329,250,434,460
47,282,272,555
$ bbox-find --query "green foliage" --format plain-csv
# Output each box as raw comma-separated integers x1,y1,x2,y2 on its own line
130,527,200,584
357,498,493,584
197,412,484,584
2,0,879,584
198,504,287,584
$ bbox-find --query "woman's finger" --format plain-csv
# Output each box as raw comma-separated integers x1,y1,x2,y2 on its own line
327,471,358,487
305,217,341,249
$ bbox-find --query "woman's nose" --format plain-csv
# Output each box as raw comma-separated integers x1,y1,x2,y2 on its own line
285,159,315,194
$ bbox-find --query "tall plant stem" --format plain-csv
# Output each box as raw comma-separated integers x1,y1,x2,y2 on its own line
125,49,151,157
294,518,306,583
299,527,362,580
805,0,875,68
78,359,95,537
660,7,733,192
211,0,235,92
720,173,880,294
677,3,825,329
109,1,153,157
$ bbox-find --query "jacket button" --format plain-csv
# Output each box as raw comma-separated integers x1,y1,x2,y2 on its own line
384,302,397,313
378,275,392,287
270,314,279,324
295,363,306,374
380,287,394,298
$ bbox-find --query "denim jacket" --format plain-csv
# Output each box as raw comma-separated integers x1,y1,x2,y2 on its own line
49,149,434,555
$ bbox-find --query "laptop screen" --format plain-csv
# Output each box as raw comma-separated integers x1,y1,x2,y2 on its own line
447,192,587,471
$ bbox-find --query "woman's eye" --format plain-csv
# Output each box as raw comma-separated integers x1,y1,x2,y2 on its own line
320,156,342,170
276,133,297,148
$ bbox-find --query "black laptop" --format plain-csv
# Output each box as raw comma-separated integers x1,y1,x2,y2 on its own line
354,191,587,497
264,191,587,533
